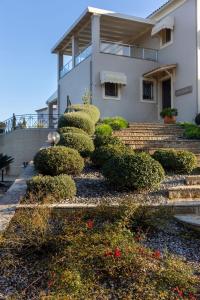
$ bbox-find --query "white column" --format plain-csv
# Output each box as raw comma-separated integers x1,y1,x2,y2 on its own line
91,14,101,54
72,35,79,67
58,53,63,80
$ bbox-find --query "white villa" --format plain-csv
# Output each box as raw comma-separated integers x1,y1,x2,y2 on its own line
49,0,200,123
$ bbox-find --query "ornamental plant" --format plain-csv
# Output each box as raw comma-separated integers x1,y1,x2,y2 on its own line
95,124,113,137
160,107,178,118
102,116,129,130
71,104,100,124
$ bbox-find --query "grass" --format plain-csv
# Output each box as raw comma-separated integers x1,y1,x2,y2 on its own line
0,204,199,299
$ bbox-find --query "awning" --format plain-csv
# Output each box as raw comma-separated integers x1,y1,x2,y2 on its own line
100,71,127,85
143,64,177,79
151,16,174,36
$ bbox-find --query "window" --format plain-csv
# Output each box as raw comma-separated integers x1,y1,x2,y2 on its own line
141,79,156,102
160,29,172,47
103,82,120,99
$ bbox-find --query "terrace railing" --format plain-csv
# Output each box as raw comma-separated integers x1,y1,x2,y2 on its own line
100,40,158,61
1,114,60,134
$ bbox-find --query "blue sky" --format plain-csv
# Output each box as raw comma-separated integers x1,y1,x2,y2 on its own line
0,0,167,120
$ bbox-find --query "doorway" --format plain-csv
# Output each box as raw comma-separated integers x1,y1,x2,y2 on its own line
162,78,171,109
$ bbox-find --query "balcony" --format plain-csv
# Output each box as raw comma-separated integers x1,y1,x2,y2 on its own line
60,44,92,78
100,40,158,62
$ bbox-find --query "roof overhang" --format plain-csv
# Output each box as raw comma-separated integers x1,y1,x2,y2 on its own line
151,16,174,36
51,7,155,55
143,64,177,78
46,91,58,105
100,71,127,85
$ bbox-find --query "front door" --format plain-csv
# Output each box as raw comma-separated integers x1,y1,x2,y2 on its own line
162,78,171,109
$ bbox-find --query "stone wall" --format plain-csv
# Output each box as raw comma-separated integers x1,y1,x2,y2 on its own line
0,128,54,176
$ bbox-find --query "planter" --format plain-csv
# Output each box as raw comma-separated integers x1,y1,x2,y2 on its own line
164,115,176,124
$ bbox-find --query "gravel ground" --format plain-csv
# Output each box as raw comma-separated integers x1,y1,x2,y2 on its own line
61,165,186,205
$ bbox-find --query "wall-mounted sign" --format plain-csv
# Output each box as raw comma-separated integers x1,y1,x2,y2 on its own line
175,86,193,97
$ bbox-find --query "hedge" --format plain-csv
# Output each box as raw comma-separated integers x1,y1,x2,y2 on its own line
58,112,95,135
26,175,76,202
153,149,197,174
58,126,88,136
102,152,165,191
59,133,94,157
34,146,84,176
102,116,129,130
71,104,100,124
95,124,113,137
92,143,132,167
94,135,123,148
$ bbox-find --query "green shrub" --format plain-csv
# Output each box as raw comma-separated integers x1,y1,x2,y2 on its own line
94,135,123,148
102,116,129,130
58,112,95,135
26,175,76,202
160,107,178,118
153,149,197,174
92,144,133,167
103,152,165,190
95,124,112,137
71,104,100,124
59,133,94,158
182,123,200,139
34,146,84,176
195,113,200,125
58,126,88,136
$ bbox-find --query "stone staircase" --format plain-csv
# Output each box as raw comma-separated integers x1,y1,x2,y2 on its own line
114,123,200,165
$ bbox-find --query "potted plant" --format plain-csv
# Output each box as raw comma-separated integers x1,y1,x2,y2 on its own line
160,107,178,124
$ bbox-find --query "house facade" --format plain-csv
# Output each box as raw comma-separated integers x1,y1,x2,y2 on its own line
51,0,200,123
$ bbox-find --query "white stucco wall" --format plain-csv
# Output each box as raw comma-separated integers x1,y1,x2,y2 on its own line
59,57,91,114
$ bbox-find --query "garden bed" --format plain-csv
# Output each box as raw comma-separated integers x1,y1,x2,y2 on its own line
0,181,13,197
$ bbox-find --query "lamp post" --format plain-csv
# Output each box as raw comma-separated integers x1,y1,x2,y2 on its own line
48,132,60,146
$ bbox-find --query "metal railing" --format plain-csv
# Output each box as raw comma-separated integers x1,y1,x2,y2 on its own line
60,44,92,78
1,114,60,134
100,40,158,61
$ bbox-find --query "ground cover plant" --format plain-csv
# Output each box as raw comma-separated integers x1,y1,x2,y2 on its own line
0,205,198,299
102,116,129,130
180,122,200,139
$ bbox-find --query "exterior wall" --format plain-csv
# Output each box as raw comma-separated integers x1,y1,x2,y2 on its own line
197,0,200,113
58,57,91,114
0,129,53,176
155,0,197,122
92,53,159,122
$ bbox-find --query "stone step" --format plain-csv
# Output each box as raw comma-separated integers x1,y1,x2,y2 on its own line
129,123,181,128
137,147,200,155
174,214,200,230
168,185,200,200
185,176,200,185
124,141,200,149
116,136,183,141
115,132,182,137
125,128,184,133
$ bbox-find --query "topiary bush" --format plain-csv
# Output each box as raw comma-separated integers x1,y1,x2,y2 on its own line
153,149,197,174
58,126,88,136
59,133,94,158
94,135,123,148
92,144,133,167
34,146,84,176
58,112,95,135
195,113,200,125
182,123,200,139
26,175,76,202
102,116,129,130
95,124,113,137
102,152,165,191
71,104,100,124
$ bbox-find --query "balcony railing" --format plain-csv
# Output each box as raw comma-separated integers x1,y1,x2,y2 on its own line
60,44,92,78
1,114,60,134
100,40,158,61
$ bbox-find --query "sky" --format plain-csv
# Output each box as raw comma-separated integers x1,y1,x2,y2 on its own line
0,0,167,121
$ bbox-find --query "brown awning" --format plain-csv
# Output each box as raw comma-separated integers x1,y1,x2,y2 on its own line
143,64,177,78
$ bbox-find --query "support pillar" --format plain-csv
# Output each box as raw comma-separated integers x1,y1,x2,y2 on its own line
72,36,79,67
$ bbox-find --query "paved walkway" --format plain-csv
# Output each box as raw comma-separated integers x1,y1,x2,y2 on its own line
0,163,35,232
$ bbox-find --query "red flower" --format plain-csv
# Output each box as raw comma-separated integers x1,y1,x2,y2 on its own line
114,247,122,258
173,287,184,298
104,250,113,257
86,219,94,229
189,293,197,300
48,280,54,288
153,250,161,260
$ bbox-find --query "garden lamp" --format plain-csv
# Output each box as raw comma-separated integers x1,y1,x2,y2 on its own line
48,132,60,146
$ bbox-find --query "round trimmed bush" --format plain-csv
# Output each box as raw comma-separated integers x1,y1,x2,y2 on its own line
195,113,200,125
59,133,94,157
34,146,84,176
102,152,165,191
103,116,129,130
58,126,88,136
58,112,95,135
26,175,76,202
92,144,133,167
153,149,197,174
71,104,100,124
95,124,112,137
94,135,123,148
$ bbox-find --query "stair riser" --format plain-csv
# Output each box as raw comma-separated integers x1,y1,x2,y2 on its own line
168,190,200,200
186,179,200,185
124,142,200,148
